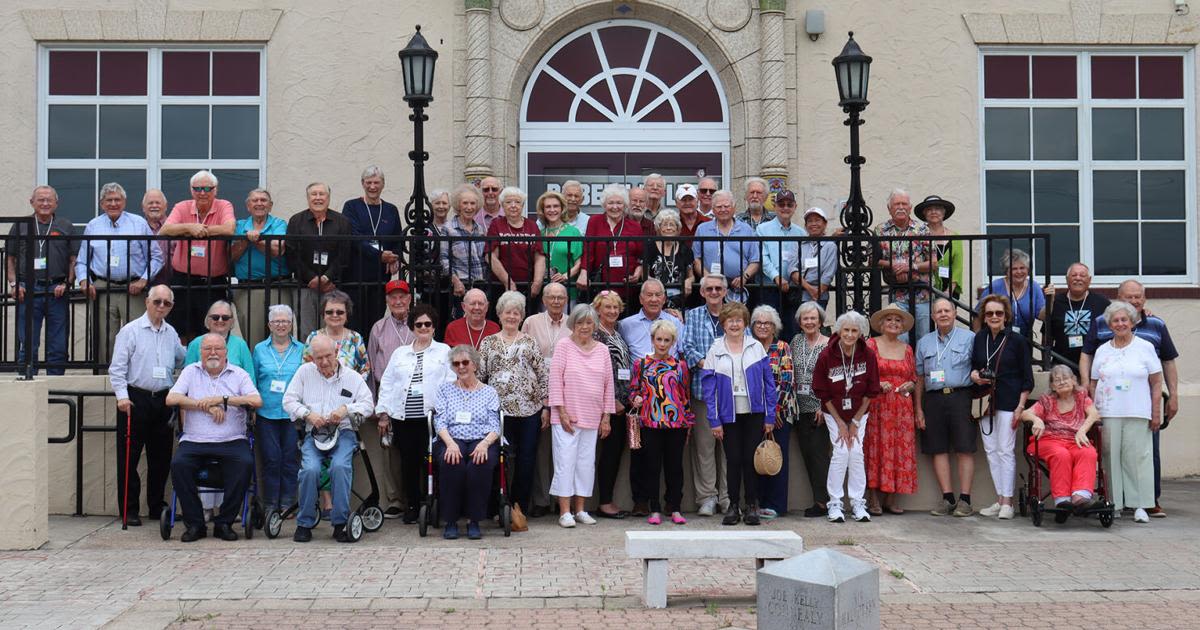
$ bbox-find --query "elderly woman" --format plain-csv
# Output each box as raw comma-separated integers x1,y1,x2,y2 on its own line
812,311,880,523
442,184,488,301
643,209,694,311
971,295,1034,520
915,195,964,300
303,290,370,378
432,345,502,540
702,302,777,526
487,187,546,302
477,291,548,515
788,302,833,517
629,320,693,525
549,305,615,528
864,304,919,515
430,188,450,234
375,304,454,524
592,290,633,519
538,191,583,302
578,184,644,303
1089,300,1163,524
252,304,305,513
342,165,402,333
978,248,1053,340
750,305,795,520
1020,365,1100,521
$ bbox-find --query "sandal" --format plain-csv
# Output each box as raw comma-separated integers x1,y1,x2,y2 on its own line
884,505,905,515
671,512,687,525
868,504,884,517
647,513,662,525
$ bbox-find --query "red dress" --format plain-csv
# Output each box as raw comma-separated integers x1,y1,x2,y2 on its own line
864,338,918,494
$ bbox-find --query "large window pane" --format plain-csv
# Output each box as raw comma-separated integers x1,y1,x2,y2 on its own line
984,108,1030,160
984,226,1032,276
1141,170,1186,220
1141,223,1187,275
161,105,209,159
1091,56,1136,99
1031,56,1076,99
1033,171,1078,223
98,169,146,217
162,51,209,96
98,105,146,159
1092,171,1138,220
1139,56,1184,99
160,170,194,210
1093,223,1139,276
48,105,96,159
99,51,147,96
211,106,259,159
985,170,1031,223
212,170,261,219
47,169,95,225
49,51,96,96
1140,108,1184,161
212,52,260,96
1031,108,1077,160
984,56,1029,98
1092,108,1136,160
1033,225,1080,278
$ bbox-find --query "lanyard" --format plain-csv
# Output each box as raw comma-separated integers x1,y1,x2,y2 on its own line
34,219,51,255
709,312,721,339
935,329,957,366
365,201,383,237
1066,293,1087,316
466,322,486,349
985,332,1005,367
271,343,296,377
151,325,164,370
839,344,857,393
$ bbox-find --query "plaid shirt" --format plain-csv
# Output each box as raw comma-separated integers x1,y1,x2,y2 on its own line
440,215,487,282
875,219,932,304
683,304,723,398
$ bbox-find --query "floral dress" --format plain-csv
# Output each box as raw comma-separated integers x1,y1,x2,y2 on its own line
864,337,918,494
477,333,548,418
765,340,796,425
302,328,370,378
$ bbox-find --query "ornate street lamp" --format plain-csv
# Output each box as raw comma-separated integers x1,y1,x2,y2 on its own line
398,25,439,299
832,31,877,314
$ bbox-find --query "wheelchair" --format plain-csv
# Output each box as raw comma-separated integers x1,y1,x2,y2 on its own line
159,415,264,540
417,411,511,538
1017,422,1115,528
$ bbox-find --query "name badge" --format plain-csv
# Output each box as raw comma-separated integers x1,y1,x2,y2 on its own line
1068,335,1083,348
229,277,239,286
732,383,747,396
803,257,819,269
454,410,472,424
830,373,844,382
1114,379,1132,392
34,257,47,270
931,370,946,384
270,379,287,393
798,384,812,395
709,262,722,275
109,255,122,268
408,385,423,397
190,244,206,258
491,372,510,385
617,368,631,382
608,255,624,268
368,240,381,251
938,266,950,279
842,397,853,410
153,366,168,380
312,252,329,266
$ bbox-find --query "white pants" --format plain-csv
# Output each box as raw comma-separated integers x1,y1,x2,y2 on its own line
550,425,598,498
981,410,1017,497
824,413,868,508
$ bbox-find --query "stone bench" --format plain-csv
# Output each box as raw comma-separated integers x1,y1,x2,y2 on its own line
625,530,805,608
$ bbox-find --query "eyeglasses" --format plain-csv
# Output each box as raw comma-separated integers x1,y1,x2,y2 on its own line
984,310,1005,318
698,188,717,194
753,321,774,327
151,299,173,307
191,186,215,193
702,286,725,292
482,187,500,192
324,309,346,315
412,320,434,329
208,314,233,322
452,360,472,367
269,319,291,326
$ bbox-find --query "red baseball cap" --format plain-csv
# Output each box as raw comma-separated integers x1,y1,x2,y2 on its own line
385,279,411,294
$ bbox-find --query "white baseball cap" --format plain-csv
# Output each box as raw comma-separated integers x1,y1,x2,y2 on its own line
804,207,828,221
675,184,698,200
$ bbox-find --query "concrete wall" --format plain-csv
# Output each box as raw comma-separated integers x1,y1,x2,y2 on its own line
1,378,48,549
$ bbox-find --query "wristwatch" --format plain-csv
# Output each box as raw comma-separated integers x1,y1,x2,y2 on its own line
222,395,229,410
7,281,15,288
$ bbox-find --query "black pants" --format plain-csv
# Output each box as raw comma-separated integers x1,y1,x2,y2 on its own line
391,418,429,507
170,440,254,529
116,387,174,520
597,414,647,505
435,439,498,523
640,426,688,513
722,412,764,507
167,273,228,341
504,413,541,512
794,411,832,506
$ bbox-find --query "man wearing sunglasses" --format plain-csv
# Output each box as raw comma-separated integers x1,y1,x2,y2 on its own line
696,176,719,219
159,170,236,343
478,176,504,232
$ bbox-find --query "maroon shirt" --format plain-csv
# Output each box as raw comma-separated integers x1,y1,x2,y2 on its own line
811,334,881,418
584,214,644,295
485,216,541,285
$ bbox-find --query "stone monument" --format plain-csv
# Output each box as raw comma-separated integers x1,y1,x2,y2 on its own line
756,547,879,630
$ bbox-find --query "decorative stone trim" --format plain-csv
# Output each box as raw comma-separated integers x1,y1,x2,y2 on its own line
465,0,494,10
759,0,786,13
963,1,1197,45
708,0,753,33
20,7,282,41
499,0,543,31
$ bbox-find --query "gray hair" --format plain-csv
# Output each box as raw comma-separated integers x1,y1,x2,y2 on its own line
206,300,234,316
653,208,681,231
562,179,583,193
1047,364,1081,390
148,284,174,301
886,188,909,207
305,181,330,196
751,305,783,334
31,185,58,201
712,189,735,206
745,177,768,195
430,188,449,203
449,344,482,368
565,303,599,330
833,310,870,336
190,170,218,187
795,300,826,324
321,290,353,317
268,303,294,322
1103,300,1139,325
99,182,127,201
361,165,385,181
649,318,679,342
451,183,480,211
600,183,629,208
498,186,526,206
495,290,526,316
542,282,567,299
644,173,665,187
1001,248,1031,271
246,188,272,202
640,277,666,295
700,273,728,289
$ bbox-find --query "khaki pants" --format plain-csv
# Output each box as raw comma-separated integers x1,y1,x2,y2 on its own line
689,401,728,506
359,416,404,510
1103,416,1155,510
297,287,324,340
93,279,146,365
233,285,294,349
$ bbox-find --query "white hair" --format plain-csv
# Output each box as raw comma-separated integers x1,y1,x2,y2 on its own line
700,273,728,289
653,208,681,231
498,186,526,205
751,305,783,334
712,189,735,206
495,290,526,316
745,177,768,195
190,170,218,187
562,180,583,193
600,183,629,207
268,303,294,322
886,188,909,207
566,304,599,329
99,182,126,201
361,165,385,181
1103,300,1138,324
833,310,869,336
644,173,665,186
1001,248,1031,271
795,300,826,324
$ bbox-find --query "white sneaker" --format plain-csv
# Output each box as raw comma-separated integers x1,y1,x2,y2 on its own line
979,502,1002,517
574,511,597,525
697,498,717,517
851,502,871,523
1133,508,1150,523
558,512,576,528
998,504,1015,520
827,504,845,523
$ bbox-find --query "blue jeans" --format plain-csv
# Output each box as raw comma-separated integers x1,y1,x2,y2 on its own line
504,412,541,512
897,300,931,343
16,281,69,375
297,430,355,527
256,418,300,510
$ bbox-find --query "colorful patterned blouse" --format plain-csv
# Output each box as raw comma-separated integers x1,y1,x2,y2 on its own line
594,325,632,408
765,340,797,424
630,356,694,429
302,328,370,378
789,333,827,415
875,219,933,303
477,333,549,417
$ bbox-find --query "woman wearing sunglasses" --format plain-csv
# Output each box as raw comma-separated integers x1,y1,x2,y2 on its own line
302,290,370,378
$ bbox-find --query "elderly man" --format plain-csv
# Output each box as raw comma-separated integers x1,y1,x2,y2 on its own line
444,288,500,349
158,170,236,342
343,166,402,336
441,184,488,308
875,188,934,339
675,183,709,239
479,176,504,230
629,186,652,233
643,173,667,216
231,188,290,347
1048,262,1109,371
109,285,186,527
141,189,173,287
756,189,805,340
561,180,591,232
736,177,775,229
692,190,760,303
166,334,262,541
367,279,415,519
1080,279,1178,518
77,182,163,363
6,185,76,375
914,298,977,517
286,182,354,336
793,206,839,310
283,334,375,542
696,176,719,219
682,273,732,515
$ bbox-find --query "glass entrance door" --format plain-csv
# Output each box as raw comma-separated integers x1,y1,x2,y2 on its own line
525,152,723,214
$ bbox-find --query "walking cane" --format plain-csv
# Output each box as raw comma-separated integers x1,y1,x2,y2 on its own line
122,406,132,530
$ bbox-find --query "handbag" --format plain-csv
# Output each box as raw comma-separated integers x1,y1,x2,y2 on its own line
627,412,642,450
510,503,529,532
753,434,783,476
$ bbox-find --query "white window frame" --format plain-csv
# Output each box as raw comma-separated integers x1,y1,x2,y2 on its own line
978,47,1196,286
37,44,268,223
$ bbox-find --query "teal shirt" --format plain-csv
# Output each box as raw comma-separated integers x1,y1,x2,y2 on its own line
233,215,290,279
186,334,256,382
252,338,305,420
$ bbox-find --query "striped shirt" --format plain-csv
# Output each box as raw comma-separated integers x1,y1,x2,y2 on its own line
548,337,616,429
403,350,426,419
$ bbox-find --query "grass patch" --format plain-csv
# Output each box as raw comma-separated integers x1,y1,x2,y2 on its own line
837,537,856,546
705,601,719,616
889,568,905,579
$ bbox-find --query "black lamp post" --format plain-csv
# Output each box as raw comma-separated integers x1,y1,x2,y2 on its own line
398,25,439,298
832,31,876,314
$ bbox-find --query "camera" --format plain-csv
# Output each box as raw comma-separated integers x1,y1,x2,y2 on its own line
978,369,996,381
